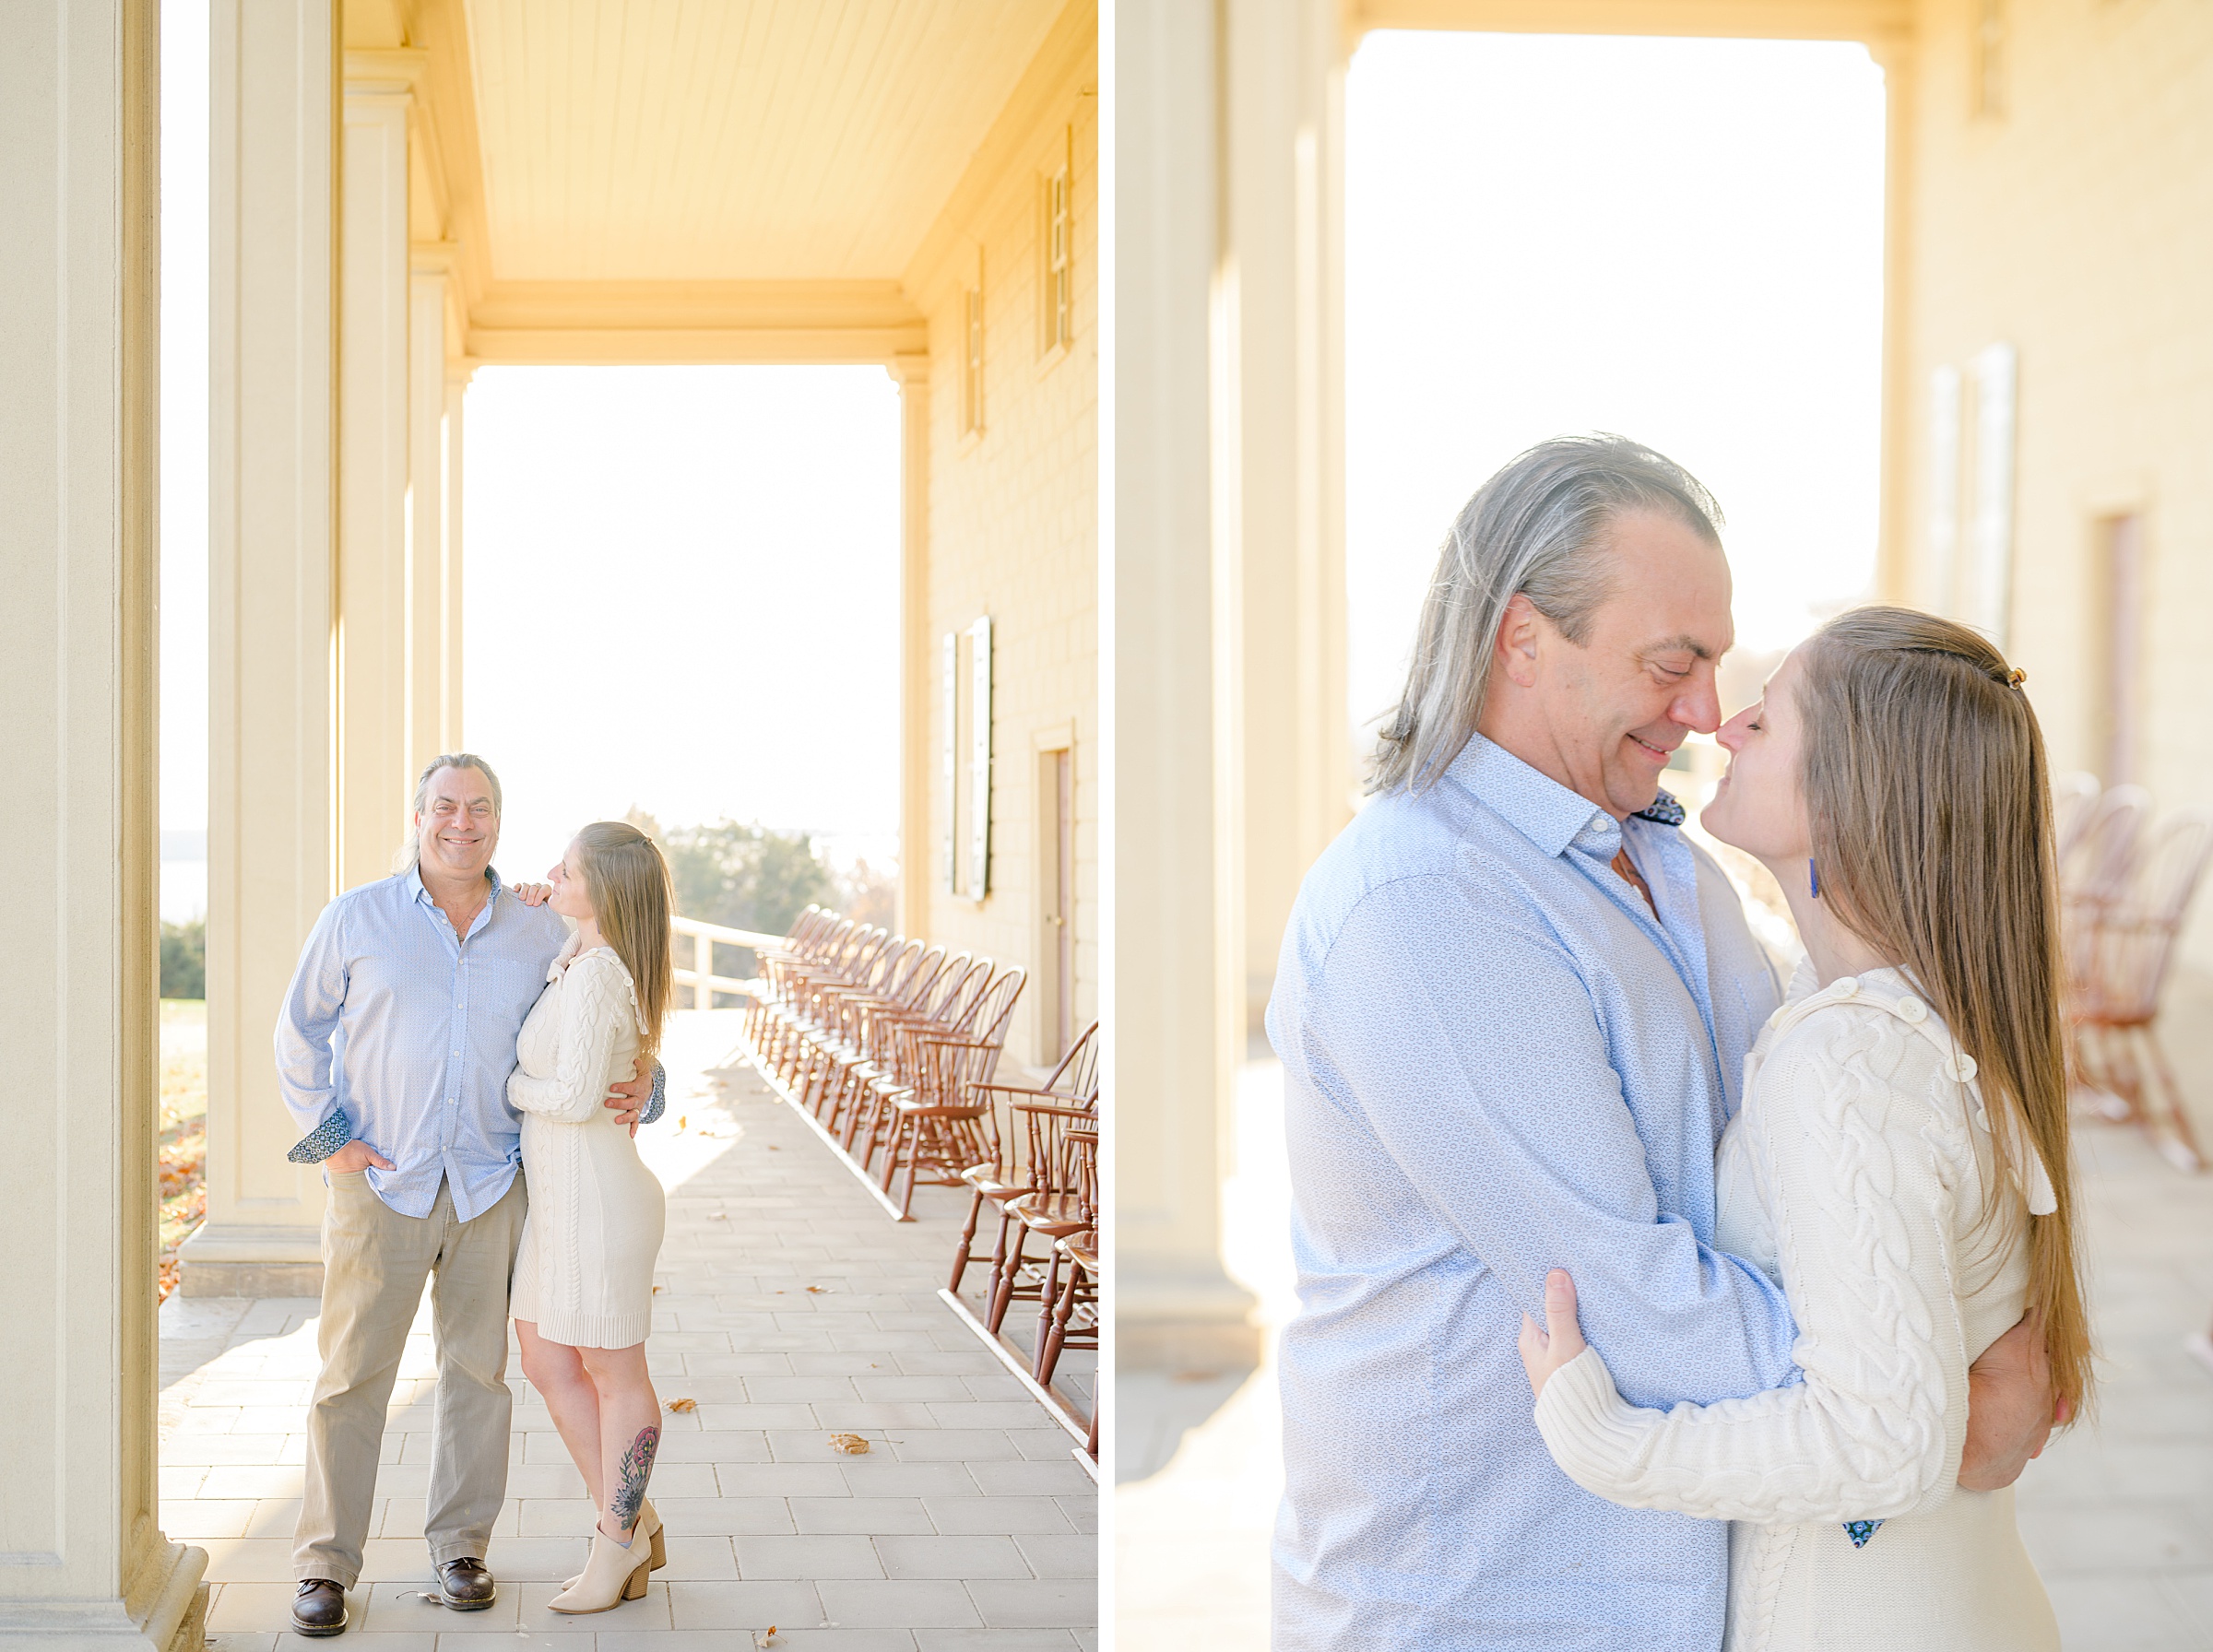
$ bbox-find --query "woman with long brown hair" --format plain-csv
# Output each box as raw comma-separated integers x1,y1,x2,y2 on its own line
1517,608,2089,1651
507,821,676,1613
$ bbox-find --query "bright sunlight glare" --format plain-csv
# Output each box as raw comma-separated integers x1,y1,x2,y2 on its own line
1346,32,1888,741
461,365,902,884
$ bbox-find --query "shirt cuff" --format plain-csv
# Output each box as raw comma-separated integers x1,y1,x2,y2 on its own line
287,1112,352,1164
641,1060,667,1126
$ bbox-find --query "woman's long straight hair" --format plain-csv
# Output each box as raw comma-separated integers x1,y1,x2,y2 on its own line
1796,607,2092,1419
576,820,674,1063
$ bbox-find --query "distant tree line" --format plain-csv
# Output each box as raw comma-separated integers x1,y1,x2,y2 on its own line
161,919,206,999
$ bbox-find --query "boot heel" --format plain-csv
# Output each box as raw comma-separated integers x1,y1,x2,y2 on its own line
648,1527,668,1571
622,1558,650,1601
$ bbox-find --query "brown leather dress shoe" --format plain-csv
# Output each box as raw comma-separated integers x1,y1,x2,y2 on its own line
437,1556,498,1611
291,1578,349,1636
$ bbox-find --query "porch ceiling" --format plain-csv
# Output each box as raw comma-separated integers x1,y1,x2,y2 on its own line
461,0,1067,285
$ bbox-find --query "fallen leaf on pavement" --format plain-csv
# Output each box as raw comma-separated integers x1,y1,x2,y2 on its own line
666,1398,697,1413
828,1433,870,1455
806,1285,832,1294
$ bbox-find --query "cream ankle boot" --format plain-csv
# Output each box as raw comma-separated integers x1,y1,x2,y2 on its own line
546,1527,651,1613
562,1500,663,1590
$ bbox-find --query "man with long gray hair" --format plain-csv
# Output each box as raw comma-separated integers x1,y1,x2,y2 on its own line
1265,435,2054,1647
275,754,662,1635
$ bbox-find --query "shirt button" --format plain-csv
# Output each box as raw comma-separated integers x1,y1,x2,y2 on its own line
1832,978,1859,999
1898,997,1929,1024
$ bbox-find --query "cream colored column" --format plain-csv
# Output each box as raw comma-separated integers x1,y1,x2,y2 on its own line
0,2,208,1646
893,354,934,940
407,251,464,776
1870,34,1918,606
1225,0,1353,1032
1108,0,1260,1369
444,366,469,751
338,57,418,891
183,0,341,1298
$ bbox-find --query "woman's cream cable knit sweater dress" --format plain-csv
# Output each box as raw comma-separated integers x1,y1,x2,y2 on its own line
507,938,666,1350
1531,963,2062,1652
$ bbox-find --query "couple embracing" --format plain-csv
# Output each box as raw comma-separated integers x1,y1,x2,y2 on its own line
277,755,682,1634
1271,436,2089,1650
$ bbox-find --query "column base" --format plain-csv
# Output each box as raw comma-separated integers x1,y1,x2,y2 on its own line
176,1222,324,1298
0,1539,207,1650
1117,1266,1261,1372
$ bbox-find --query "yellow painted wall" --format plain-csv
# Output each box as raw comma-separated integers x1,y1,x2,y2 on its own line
1900,0,2213,965
905,0,1098,1068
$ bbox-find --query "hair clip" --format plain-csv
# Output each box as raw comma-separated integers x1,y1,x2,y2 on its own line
2007,667,2027,687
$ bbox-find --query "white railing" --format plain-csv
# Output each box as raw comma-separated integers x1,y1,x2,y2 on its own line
670,914,787,1010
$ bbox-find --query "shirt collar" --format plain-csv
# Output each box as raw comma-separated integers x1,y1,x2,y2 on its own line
1444,734,1622,859
1444,735,1682,862
406,864,504,914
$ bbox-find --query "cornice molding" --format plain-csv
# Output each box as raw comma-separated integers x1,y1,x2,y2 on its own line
1346,0,1911,45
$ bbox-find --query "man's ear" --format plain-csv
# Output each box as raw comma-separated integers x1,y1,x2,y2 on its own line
1495,593,1545,690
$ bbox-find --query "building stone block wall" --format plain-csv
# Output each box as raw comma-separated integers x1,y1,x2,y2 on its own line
904,1,1098,1070
1901,0,2213,965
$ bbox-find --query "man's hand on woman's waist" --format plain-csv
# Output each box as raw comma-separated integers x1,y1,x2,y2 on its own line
1960,1313,2063,1491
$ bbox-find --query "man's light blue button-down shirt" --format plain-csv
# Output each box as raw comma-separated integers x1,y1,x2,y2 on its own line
1267,735,1802,1652
276,867,569,1221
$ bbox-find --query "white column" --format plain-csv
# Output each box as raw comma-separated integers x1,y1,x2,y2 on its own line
1108,0,1260,1368
407,253,463,777
1225,0,1352,1028
184,0,341,1298
338,62,415,892
444,367,468,751
0,2,208,1645
893,354,933,940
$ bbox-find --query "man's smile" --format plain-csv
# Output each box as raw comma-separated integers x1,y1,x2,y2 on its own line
1627,732,1675,762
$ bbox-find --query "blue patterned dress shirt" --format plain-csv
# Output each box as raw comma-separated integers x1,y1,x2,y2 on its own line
1266,735,1802,1651
276,867,663,1220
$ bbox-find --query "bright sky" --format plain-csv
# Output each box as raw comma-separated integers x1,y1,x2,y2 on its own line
462,366,902,885
1345,31,1888,743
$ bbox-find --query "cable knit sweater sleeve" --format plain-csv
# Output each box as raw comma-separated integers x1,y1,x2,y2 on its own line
1531,999,1974,1525
507,952,635,1125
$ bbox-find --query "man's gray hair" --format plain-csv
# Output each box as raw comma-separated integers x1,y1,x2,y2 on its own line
1368,433,1724,796
396,752,504,872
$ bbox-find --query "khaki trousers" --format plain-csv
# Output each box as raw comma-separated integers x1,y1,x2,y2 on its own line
293,1170,527,1587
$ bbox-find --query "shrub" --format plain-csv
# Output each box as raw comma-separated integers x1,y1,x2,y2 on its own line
160,919,206,1000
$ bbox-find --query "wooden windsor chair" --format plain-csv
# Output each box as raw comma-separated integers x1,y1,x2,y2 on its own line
1035,1126,1098,1388
2072,809,2213,1171
792,936,917,1116
769,924,888,1085
832,953,983,1155
949,1022,1099,1294
848,957,997,1166
757,915,858,1074
985,1097,1095,1338
799,940,940,1116
878,968,1028,1220
816,946,955,1144
2052,773,2101,863
744,906,833,1047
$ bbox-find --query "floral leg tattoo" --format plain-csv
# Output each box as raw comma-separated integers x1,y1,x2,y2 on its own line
611,1425,659,1535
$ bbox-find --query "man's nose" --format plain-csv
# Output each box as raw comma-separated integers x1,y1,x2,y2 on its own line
1674,672,1723,736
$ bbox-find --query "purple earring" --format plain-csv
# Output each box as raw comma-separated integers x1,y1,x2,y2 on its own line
1809,860,1822,899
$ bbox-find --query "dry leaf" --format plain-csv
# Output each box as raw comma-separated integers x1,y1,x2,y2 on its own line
767,1145,781,1150
651,1284,664,1294
666,1398,698,1413
805,1285,831,1294
828,1433,870,1455
676,1115,688,1131
754,1629,779,1649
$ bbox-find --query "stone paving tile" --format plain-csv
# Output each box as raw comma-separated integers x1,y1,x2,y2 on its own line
168,1017,1097,1646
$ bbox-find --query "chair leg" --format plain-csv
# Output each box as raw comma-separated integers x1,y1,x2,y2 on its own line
880,1115,911,1193
950,1189,987,1292
2141,1024,2204,1171
1034,1248,1066,1384
988,1227,1029,1336
1037,1257,1083,1390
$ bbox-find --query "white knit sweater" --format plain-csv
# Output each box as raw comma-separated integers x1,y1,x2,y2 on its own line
507,938,665,1349
1532,963,2061,1652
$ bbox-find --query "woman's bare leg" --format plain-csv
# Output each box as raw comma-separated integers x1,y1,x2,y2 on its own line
576,1343,660,1541
515,1319,604,1510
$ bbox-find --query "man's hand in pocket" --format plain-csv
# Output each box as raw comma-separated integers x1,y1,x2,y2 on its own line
326,1139,396,1174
